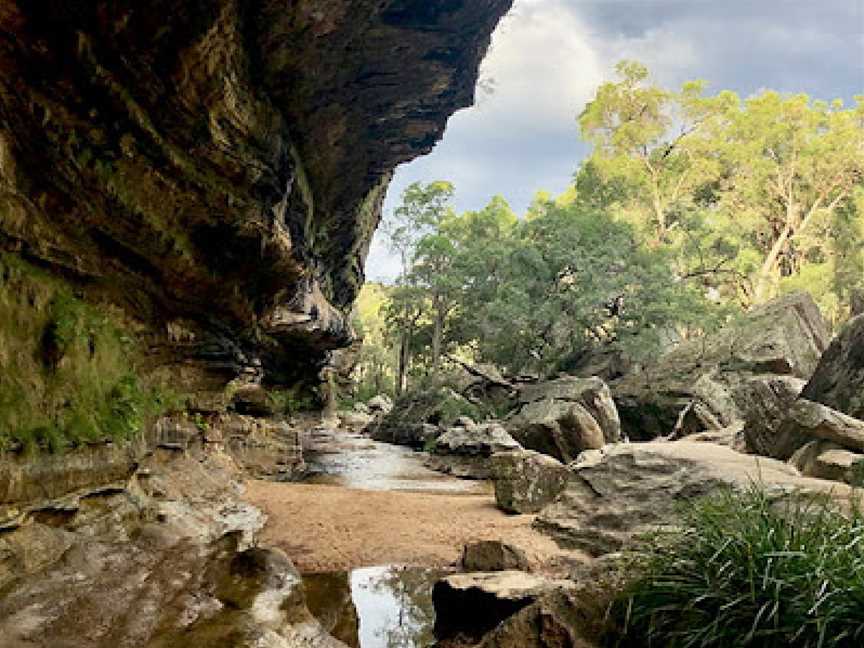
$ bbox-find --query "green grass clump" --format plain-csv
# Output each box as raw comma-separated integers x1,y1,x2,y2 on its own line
614,487,864,648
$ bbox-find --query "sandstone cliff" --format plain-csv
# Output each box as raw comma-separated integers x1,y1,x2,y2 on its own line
0,0,512,407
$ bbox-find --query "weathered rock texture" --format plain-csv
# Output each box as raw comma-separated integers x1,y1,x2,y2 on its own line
771,399,864,459
433,571,573,644
0,422,345,647
536,441,852,557
492,449,572,514
426,420,521,479
507,376,621,462
790,439,864,484
801,314,864,420
0,0,512,395
611,292,828,441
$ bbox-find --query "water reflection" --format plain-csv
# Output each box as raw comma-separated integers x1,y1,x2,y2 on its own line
303,565,445,648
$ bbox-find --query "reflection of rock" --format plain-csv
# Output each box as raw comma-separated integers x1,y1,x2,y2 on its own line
303,572,360,648
433,571,572,643
492,450,572,514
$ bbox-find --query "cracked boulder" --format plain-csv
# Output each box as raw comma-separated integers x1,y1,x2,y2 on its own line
610,292,828,441
506,376,621,462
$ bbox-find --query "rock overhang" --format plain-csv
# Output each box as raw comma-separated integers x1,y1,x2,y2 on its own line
0,0,513,390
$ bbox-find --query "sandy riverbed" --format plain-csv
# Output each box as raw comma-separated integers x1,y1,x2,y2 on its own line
243,480,576,573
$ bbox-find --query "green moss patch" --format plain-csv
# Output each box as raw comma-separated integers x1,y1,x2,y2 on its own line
0,254,180,452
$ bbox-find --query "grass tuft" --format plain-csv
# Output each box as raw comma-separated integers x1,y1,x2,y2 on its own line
612,486,864,648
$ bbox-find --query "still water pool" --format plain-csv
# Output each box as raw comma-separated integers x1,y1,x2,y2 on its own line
303,565,447,648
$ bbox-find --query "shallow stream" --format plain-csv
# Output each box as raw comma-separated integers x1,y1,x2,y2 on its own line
298,426,484,646
302,425,489,494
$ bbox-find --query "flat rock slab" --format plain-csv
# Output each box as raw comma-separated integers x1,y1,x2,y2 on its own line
536,441,856,557
772,399,864,459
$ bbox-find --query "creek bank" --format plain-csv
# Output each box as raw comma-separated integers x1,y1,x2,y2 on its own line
0,418,344,648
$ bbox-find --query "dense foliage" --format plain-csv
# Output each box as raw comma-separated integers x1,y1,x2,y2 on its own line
352,62,863,396
614,488,864,648
578,61,864,323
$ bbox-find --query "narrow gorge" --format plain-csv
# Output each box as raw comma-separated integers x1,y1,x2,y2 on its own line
1,2,863,648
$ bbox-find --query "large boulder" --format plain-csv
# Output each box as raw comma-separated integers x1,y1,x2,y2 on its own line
433,422,521,457
462,541,531,573
340,410,374,431
801,314,864,420
770,399,864,459
611,292,828,441
535,441,846,557
507,376,621,462
370,422,440,449
433,571,573,644
492,450,572,514
366,395,394,416
738,375,807,454
367,385,479,448
474,588,602,648
426,422,520,479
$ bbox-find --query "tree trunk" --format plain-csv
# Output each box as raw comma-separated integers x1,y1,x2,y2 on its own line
431,295,444,371
397,327,410,395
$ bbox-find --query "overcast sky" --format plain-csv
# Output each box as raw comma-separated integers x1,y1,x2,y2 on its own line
366,0,864,281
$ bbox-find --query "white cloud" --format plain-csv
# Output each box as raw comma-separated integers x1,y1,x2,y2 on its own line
363,0,863,283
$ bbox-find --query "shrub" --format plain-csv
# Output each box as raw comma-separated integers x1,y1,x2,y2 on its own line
614,486,864,648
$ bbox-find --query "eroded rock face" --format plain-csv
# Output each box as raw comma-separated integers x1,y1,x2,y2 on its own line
611,292,828,441
535,441,845,557
0,423,344,648
802,314,864,420
0,0,513,392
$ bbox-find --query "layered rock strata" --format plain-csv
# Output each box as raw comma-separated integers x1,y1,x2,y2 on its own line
0,0,512,396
